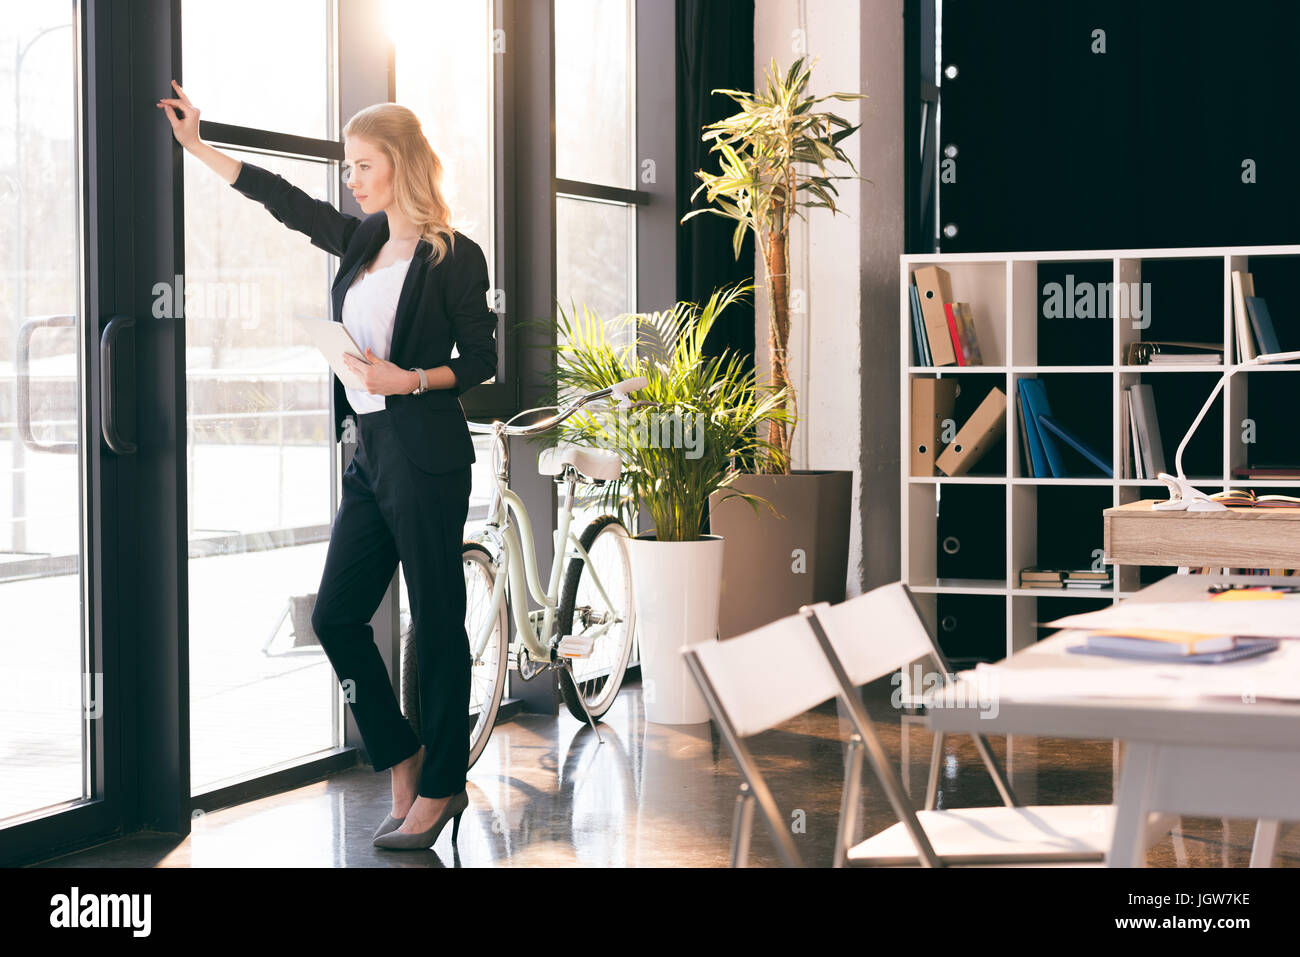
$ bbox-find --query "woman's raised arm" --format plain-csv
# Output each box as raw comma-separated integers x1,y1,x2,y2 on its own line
158,79,361,257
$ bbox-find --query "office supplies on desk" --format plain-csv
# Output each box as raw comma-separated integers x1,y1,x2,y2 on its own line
1208,583,1300,596
1211,489,1300,509
1047,599,1300,639
1066,637,1279,664
1085,628,1243,655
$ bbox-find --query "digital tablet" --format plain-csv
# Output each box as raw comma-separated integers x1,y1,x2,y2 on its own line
296,317,371,392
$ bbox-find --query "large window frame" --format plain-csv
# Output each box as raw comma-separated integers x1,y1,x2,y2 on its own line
1,0,675,866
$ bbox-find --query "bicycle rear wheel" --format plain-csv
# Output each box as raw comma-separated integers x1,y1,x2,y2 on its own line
556,515,636,723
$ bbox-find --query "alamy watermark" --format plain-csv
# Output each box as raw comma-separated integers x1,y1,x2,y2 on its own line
585,407,705,460
152,274,261,327
891,663,1000,719
1043,274,1152,329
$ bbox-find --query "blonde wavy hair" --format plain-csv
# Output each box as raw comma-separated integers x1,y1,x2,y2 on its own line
343,103,456,266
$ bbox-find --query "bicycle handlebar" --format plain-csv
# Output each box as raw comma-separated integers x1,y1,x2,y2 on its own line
466,377,648,437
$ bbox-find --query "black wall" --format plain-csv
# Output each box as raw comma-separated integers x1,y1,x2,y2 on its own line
939,0,1300,252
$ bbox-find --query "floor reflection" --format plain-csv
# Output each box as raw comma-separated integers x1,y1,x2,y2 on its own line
31,675,1300,867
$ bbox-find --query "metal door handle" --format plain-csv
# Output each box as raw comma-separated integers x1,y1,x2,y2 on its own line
17,314,77,454
100,314,137,454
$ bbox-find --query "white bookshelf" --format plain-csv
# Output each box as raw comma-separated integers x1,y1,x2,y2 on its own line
900,244,1300,664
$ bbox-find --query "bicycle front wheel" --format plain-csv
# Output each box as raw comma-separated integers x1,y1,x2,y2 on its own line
556,515,636,723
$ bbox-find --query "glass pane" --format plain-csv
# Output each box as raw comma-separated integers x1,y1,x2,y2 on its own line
555,0,633,189
556,196,633,531
389,0,498,632
182,0,332,141
0,5,86,823
387,0,497,384
557,195,634,342
183,150,341,791
387,0,493,251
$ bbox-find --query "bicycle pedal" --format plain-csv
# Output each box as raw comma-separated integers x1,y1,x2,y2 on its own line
557,635,595,658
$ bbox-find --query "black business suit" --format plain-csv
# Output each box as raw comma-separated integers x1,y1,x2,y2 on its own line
230,160,496,798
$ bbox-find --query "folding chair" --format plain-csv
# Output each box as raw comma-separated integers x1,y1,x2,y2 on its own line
802,581,1172,866
682,604,846,867
684,583,1170,867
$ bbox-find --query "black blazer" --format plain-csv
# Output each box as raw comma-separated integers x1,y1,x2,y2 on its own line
229,160,497,475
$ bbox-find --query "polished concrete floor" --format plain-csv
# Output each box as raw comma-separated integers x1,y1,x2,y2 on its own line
32,675,1300,867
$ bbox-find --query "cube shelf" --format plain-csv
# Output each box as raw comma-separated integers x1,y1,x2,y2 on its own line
901,244,1300,663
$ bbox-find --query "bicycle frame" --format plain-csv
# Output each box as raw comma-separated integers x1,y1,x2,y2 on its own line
468,421,624,668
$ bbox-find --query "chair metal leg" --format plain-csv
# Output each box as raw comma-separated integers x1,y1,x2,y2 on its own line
971,732,1019,807
731,784,755,868
835,736,865,867
924,731,944,811
1250,820,1279,868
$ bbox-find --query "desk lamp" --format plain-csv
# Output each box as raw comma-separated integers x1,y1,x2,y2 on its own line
1155,349,1300,511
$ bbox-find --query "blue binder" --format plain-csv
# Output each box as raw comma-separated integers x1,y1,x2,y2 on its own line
1037,414,1113,477
1017,378,1058,477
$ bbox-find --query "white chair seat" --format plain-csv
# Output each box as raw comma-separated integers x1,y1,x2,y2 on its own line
847,806,1175,866
538,443,622,482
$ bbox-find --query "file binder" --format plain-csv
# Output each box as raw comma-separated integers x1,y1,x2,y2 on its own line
910,377,960,475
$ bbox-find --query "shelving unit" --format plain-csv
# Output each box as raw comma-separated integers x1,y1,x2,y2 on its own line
900,244,1300,666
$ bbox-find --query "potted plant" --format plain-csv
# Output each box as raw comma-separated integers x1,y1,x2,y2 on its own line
550,281,790,723
681,55,864,638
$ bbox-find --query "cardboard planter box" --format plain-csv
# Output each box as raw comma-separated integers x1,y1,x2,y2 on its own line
707,470,853,639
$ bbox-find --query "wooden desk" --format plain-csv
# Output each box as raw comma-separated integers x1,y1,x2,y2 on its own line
923,573,1300,867
1104,499,1300,567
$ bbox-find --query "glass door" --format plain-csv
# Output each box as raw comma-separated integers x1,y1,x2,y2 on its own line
0,2,89,825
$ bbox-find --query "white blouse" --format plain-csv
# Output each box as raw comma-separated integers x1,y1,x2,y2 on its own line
340,256,412,414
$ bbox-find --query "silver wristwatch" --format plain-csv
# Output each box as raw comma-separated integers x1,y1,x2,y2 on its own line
409,367,428,394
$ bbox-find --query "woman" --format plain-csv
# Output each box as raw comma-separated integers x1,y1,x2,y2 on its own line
159,81,496,850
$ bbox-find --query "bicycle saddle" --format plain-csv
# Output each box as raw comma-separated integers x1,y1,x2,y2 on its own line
538,443,622,482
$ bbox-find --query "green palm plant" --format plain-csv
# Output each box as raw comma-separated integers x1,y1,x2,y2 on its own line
681,55,865,474
547,281,792,543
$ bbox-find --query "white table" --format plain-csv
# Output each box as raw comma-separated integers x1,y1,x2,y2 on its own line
921,573,1300,867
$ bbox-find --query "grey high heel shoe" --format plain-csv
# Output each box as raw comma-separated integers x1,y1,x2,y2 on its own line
373,746,424,843
371,813,405,843
372,790,469,850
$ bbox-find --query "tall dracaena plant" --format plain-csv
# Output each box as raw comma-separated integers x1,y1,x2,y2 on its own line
547,282,792,543
682,55,865,474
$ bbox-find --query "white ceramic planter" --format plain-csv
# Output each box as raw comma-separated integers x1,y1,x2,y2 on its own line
624,534,725,724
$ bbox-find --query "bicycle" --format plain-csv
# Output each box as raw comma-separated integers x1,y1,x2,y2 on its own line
401,377,647,769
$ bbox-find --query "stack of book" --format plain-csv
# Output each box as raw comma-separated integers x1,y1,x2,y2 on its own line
1123,341,1223,365
1121,383,1165,479
1233,270,1288,360
1070,629,1279,663
909,265,985,366
1019,568,1113,590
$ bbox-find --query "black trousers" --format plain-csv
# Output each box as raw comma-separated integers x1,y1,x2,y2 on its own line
309,407,472,798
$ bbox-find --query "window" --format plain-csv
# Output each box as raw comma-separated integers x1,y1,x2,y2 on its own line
181,0,343,792
554,0,642,532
